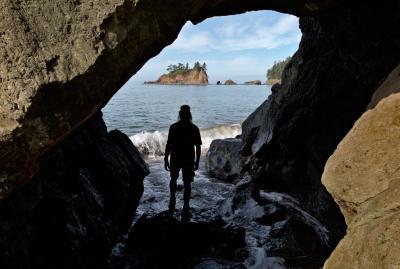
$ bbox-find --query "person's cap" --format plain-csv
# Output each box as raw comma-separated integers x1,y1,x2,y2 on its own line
180,105,190,112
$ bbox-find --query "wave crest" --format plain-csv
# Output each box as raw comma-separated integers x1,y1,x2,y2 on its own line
130,123,241,158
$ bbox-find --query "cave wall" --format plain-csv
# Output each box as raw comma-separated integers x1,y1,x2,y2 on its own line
242,0,400,246
0,113,149,268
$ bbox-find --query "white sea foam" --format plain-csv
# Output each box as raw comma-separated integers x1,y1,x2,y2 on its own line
130,123,241,158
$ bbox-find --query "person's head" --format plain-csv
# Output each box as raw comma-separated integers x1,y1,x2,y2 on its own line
178,105,192,122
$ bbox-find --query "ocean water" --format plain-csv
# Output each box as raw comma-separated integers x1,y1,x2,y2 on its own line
103,84,270,157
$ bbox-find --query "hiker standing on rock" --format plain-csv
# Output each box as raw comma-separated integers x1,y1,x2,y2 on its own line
164,105,202,218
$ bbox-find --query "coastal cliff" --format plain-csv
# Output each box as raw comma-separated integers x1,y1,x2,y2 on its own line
145,68,208,85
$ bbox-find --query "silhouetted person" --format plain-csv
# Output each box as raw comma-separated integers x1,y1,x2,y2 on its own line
164,105,202,217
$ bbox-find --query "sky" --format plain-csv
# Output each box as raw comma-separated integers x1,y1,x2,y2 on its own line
128,10,301,84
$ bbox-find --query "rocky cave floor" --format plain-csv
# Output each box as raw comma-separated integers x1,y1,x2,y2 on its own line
107,159,332,269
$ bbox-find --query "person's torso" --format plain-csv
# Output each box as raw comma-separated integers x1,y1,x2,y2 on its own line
169,122,199,165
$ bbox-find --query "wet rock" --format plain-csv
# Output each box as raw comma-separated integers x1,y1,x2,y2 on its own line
124,209,246,269
0,113,149,269
206,138,242,181
267,218,328,268
322,92,400,269
223,176,257,213
256,203,287,226
221,177,331,268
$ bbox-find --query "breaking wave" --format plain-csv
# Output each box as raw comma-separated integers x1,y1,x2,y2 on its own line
130,123,241,158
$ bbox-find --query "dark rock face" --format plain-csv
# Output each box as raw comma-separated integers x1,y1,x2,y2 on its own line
0,113,149,269
119,209,246,269
267,218,327,267
206,138,242,182
242,0,400,247
220,176,332,268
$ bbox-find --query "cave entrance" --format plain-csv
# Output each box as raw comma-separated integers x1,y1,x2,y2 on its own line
101,10,324,269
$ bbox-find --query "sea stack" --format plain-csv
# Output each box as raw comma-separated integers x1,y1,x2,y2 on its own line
244,80,262,85
224,79,237,85
145,67,208,85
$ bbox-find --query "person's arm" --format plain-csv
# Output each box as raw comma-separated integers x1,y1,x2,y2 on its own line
194,127,202,171
194,145,201,171
164,127,172,171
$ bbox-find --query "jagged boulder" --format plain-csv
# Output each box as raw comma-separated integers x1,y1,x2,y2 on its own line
322,92,400,269
206,138,242,181
0,113,149,269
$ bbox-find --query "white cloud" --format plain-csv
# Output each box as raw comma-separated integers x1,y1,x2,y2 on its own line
168,14,300,52
213,15,300,51
169,23,212,51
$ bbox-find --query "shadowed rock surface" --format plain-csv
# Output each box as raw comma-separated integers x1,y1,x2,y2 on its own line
114,209,246,269
0,113,149,269
241,0,400,248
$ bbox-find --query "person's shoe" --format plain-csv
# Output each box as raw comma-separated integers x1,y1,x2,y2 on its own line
182,205,191,220
168,198,176,213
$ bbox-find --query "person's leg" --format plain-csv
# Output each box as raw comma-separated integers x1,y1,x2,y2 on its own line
183,181,191,211
182,166,194,212
169,168,179,212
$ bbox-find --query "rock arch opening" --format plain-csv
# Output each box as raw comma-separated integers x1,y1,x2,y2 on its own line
102,11,306,267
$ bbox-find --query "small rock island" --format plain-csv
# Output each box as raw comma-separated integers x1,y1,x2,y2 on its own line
244,80,262,85
224,79,237,85
145,62,208,85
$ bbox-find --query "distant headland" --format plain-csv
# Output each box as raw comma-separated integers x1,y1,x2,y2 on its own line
144,62,208,85
266,56,291,85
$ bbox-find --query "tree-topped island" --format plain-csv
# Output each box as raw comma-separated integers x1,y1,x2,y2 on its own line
145,62,208,85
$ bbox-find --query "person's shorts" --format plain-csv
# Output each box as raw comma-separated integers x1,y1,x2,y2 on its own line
170,164,195,183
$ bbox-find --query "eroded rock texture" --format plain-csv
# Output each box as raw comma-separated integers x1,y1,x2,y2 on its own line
322,92,400,269
0,0,337,201
206,138,242,182
242,0,400,247
0,113,149,269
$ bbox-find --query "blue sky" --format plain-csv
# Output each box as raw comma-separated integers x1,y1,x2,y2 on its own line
129,11,301,84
